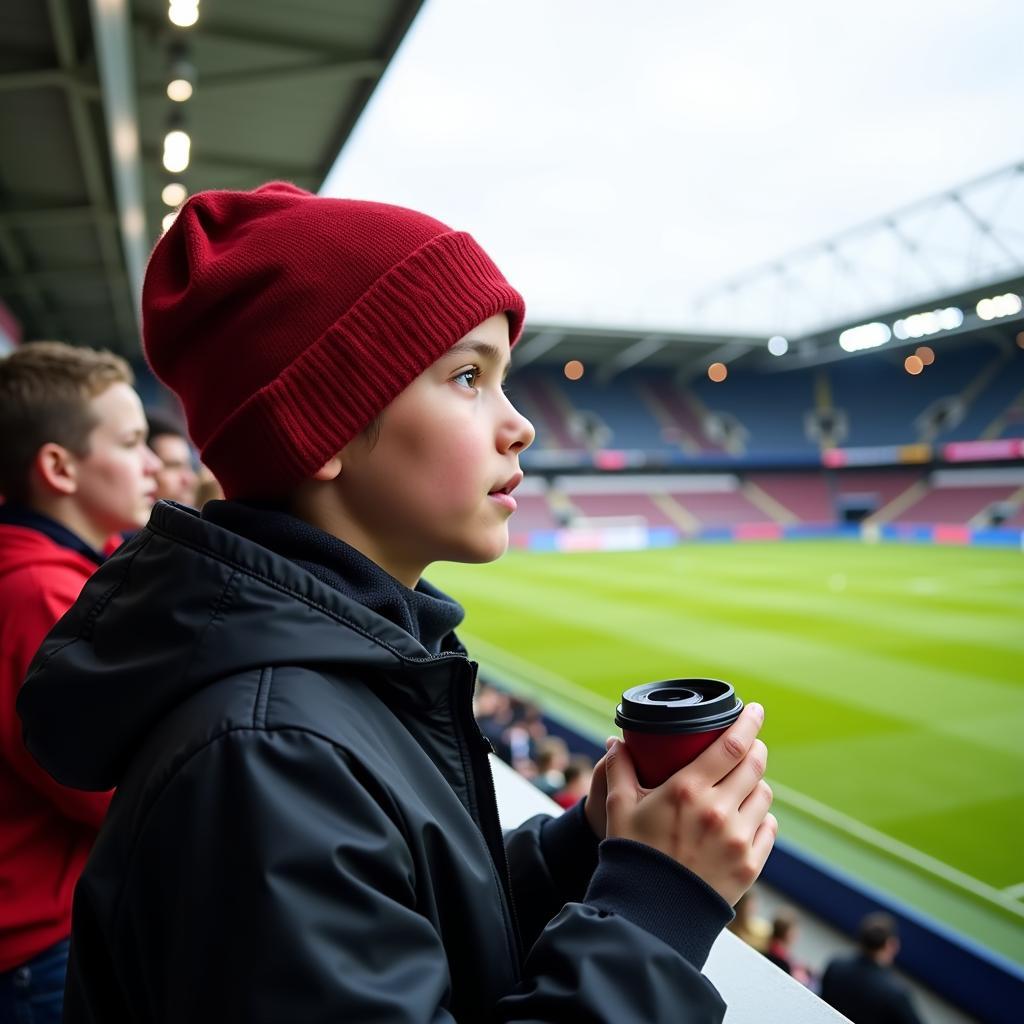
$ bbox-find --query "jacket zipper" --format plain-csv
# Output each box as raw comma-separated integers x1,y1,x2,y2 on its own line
453,660,524,967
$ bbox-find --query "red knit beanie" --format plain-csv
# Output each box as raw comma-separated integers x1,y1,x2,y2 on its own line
142,182,525,499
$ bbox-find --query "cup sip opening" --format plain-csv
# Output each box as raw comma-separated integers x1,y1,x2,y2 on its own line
647,687,699,703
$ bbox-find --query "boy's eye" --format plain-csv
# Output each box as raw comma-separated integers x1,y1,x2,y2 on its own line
454,367,479,388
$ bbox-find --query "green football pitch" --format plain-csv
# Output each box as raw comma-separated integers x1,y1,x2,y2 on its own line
429,540,1024,963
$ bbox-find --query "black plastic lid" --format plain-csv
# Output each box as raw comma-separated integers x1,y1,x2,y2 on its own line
615,678,743,734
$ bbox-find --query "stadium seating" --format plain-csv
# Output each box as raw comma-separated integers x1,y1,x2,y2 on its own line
669,488,772,526
560,492,679,527
746,472,835,523
891,484,1019,525
515,337,1024,459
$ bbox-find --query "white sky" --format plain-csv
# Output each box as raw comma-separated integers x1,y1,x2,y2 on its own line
322,0,1024,335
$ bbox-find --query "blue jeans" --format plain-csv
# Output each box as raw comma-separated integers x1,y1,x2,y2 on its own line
0,939,68,1024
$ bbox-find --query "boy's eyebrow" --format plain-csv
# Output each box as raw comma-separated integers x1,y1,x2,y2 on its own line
447,340,512,379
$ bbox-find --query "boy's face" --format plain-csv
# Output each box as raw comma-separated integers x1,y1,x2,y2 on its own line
72,382,161,535
335,314,534,583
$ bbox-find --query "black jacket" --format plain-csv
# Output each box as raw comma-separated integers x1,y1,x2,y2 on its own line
821,955,925,1024
19,501,731,1022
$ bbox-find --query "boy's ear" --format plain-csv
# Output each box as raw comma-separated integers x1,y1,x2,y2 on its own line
311,455,343,482
34,442,79,497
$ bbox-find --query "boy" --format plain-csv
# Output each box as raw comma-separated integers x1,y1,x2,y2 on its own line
0,342,159,1020
18,184,775,1022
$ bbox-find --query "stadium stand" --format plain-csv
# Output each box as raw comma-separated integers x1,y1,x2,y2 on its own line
831,469,924,522
746,473,835,524
513,373,587,451
888,468,1024,525
636,376,727,454
516,336,1024,464
549,374,671,451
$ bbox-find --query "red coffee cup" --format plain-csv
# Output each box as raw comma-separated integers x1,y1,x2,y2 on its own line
615,679,743,788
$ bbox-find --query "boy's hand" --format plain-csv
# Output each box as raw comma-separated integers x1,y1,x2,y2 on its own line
604,703,776,906
582,745,612,838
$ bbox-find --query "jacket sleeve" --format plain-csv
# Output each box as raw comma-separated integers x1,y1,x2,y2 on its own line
504,800,599,949
498,838,731,1023
2,568,112,827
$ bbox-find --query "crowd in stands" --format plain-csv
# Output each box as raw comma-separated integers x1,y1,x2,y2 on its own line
728,883,927,1021
474,682,596,810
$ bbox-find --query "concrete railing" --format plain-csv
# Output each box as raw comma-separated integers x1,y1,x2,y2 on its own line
491,757,849,1023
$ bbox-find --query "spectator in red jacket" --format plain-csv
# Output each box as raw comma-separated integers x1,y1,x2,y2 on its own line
554,754,594,810
0,341,159,1024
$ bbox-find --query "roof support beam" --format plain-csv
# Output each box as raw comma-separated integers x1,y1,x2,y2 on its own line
88,0,148,336
673,340,752,385
140,57,385,93
141,144,315,180
47,0,136,352
132,11,379,61
510,330,565,369
0,226,62,339
0,67,101,99
597,333,667,383
0,205,117,231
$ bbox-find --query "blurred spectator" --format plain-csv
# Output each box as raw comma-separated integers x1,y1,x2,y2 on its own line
146,408,199,506
727,887,771,952
506,698,546,775
532,736,570,797
193,463,224,508
0,341,159,1022
764,907,814,987
821,912,926,1024
474,683,514,763
553,753,593,809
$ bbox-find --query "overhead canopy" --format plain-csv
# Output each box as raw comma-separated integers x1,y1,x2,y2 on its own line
0,0,425,356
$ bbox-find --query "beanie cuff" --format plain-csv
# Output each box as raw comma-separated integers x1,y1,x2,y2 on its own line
203,231,524,499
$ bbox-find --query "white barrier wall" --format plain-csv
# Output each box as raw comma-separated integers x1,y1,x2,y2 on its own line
491,757,851,1024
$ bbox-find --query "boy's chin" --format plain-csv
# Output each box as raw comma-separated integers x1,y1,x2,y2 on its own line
452,531,510,566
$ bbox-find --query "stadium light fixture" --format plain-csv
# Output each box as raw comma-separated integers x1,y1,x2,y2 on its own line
892,307,962,340
161,182,187,207
563,360,584,380
163,128,190,173
767,335,788,356
708,362,728,382
976,293,1023,321
915,345,935,366
168,1,199,29
167,42,196,102
904,355,924,375
167,79,193,102
838,322,891,353
162,210,179,233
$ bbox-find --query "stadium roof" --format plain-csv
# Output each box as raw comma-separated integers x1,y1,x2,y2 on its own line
0,0,424,356
518,264,1024,383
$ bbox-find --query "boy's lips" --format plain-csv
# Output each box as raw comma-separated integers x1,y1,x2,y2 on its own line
488,471,523,497
488,470,523,512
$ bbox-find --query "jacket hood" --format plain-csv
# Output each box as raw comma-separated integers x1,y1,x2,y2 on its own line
18,501,467,791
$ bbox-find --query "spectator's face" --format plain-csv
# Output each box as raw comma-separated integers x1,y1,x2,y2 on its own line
73,383,160,533
333,315,534,583
151,433,199,505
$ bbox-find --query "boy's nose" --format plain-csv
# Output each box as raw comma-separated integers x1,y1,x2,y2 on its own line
502,402,535,454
